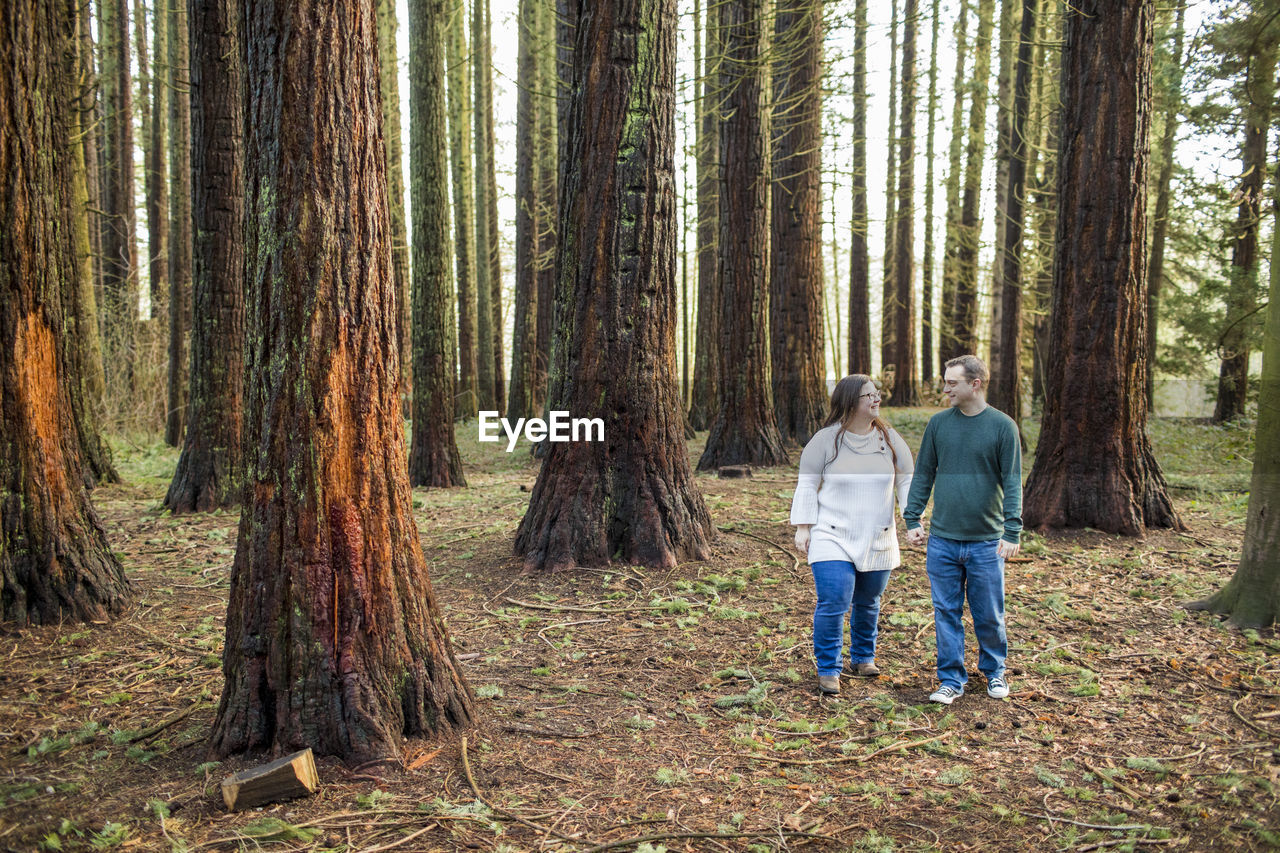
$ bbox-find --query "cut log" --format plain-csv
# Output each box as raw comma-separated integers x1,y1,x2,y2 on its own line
717,466,753,479
221,748,319,811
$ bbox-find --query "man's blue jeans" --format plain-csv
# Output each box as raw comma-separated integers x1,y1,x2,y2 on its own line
810,560,891,677
925,536,1006,690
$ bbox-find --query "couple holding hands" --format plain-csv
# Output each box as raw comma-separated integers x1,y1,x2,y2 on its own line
790,355,1023,703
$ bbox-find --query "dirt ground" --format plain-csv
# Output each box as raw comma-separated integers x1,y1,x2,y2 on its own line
1,413,1277,852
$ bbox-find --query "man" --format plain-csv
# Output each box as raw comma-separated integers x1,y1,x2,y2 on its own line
904,355,1022,704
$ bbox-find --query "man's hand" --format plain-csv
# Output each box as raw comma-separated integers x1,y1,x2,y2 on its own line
996,540,1020,559
794,525,811,552
905,526,927,547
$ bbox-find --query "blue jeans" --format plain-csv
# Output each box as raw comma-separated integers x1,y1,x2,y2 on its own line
925,536,1007,690
810,560,891,677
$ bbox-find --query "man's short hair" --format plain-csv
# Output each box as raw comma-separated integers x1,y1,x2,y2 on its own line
945,354,989,384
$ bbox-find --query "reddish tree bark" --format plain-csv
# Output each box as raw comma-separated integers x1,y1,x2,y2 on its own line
890,0,920,405
847,0,871,374
688,0,720,430
1022,0,1179,534
210,0,474,761
1,0,132,626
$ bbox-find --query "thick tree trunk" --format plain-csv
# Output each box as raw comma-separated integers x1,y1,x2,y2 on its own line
939,0,969,366
447,0,478,419
1213,36,1276,424
508,0,542,422
697,0,788,470
1145,0,1185,411
377,0,412,413
987,0,1035,422
166,0,192,447
770,0,826,443
137,0,169,323
473,0,501,414
101,0,138,399
921,0,941,388
409,0,466,487
688,0,720,430
165,0,246,514
1,0,132,626
891,0,920,405
880,0,899,378
515,0,713,572
846,0,871,375
211,0,475,762
1022,0,1179,534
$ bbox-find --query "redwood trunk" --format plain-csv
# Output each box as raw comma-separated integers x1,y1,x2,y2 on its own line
1,0,132,626
880,0,899,378
165,0,246,513
770,0,826,443
1022,0,1179,534
166,0,192,446
508,0,542,422
447,0,478,419
211,0,474,761
377,0,412,413
939,0,969,367
688,0,719,430
847,0,871,374
891,0,919,405
697,0,788,470
101,0,138,398
515,0,713,572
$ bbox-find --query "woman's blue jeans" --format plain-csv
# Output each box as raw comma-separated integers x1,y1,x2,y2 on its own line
810,560,891,677
925,536,1007,690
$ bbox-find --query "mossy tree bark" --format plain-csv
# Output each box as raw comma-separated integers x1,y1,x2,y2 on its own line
101,0,138,400
136,0,169,322
986,0,1019,377
688,0,720,430
939,0,969,365
920,0,941,387
473,0,503,414
446,0,478,419
1,0,132,626
377,0,412,413
210,0,475,762
1022,0,1180,535
508,0,543,422
880,0,899,378
164,0,246,514
165,0,192,447
847,0,871,374
409,0,466,487
697,0,788,471
770,0,826,443
533,0,557,420
514,0,713,572
890,0,920,405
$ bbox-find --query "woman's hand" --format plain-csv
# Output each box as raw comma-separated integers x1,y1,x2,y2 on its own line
794,525,811,552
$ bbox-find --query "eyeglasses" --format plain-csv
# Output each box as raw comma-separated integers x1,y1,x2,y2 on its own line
859,391,882,400
942,378,975,389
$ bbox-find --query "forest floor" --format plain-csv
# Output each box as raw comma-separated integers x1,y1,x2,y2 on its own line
1,409,1277,852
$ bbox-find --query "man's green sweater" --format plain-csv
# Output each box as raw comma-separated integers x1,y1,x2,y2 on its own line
903,405,1023,544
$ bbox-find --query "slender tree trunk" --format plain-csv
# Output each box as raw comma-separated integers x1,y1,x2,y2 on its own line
880,0,899,379
508,0,541,421
697,0,788,470
987,0,1018,374
447,0,478,419
921,0,941,388
515,0,713,571
482,0,504,414
410,0,467,487
1213,35,1276,424
533,0,557,420
1,0,132,626
101,0,138,400
473,0,500,412
1145,0,1185,411
891,0,920,405
847,0,871,374
166,0,192,446
770,0,826,442
1022,0,1179,534
377,0,413,413
939,0,969,365
1029,1,1057,407
688,0,720,429
987,0,1034,423
211,0,475,762
165,0,245,514
80,2,105,341
136,0,169,323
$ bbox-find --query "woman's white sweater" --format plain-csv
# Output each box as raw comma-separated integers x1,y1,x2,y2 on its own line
789,423,915,571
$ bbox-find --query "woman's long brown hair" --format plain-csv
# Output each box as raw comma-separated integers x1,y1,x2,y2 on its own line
821,375,898,471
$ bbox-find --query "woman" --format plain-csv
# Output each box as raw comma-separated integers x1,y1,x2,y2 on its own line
791,375,914,695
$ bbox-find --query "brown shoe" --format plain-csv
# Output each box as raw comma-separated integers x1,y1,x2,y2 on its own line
844,662,881,677
818,676,840,695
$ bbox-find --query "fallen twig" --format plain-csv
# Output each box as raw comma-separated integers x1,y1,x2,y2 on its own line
1076,838,1177,852
1017,811,1163,832
716,526,802,578
128,699,212,744
504,597,664,614
460,735,580,843
354,823,438,853
1082,760,1147,803
738,732,947,766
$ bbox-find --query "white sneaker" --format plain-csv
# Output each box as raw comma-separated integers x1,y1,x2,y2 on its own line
929,685,963,705
986,676,1009,699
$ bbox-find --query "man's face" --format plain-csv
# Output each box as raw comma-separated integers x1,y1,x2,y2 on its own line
943,366,979,407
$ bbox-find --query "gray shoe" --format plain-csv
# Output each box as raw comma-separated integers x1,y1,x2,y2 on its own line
986,676,1009,699
929,685,963,705
818,675,840,695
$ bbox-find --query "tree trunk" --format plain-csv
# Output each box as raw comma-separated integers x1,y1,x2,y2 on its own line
211,0,475,762
514,0,713,572
987,0,1034,422
847,0,871,375
986,0,1018,378
1188,157,1280,627
880,0,899,378
688,0,720,430
533,0,557,421
939,0,969,366
508,0,542,422
1,0,132,626
1212,31,1276,424
79,3,105,343
1145,0,1185,411
377,0,412,414
891,0,920,405
447,0,478,420
136,0,169,323
473,0,500,413
770,0,826,443
697,0,789,470
921,0,941,389
166,0,192,447
1022,0,1179,535
1028,1,1057,407
101,0,138,400
952,0,995,359
164,0,246,514
482,0,504,415
410,0,467,487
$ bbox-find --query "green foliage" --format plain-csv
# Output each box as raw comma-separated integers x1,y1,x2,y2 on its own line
238,818,320,843
1035,765,1067,788
475,684,505,699
356,789,395,810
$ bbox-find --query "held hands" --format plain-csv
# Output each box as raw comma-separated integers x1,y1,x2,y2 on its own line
997,539,1020,559
905,526,928,547
794,525,811,552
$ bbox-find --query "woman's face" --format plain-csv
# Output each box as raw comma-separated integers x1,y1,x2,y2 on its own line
857,381,881,418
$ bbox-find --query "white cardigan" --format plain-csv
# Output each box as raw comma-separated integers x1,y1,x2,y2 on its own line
789,423,915,571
